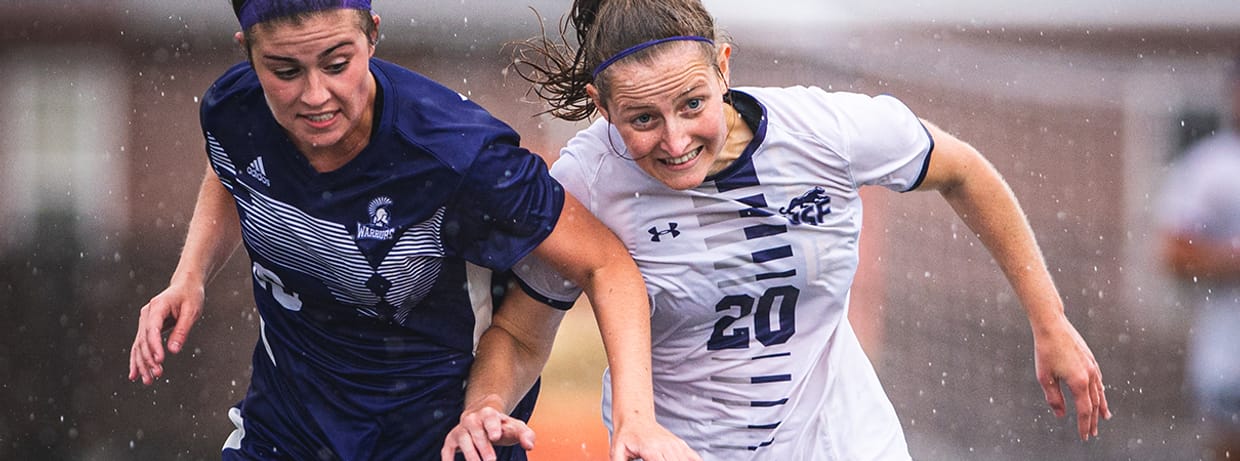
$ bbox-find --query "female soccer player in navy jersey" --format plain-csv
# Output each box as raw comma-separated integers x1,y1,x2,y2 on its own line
445,0,1111,459
126,1,697,459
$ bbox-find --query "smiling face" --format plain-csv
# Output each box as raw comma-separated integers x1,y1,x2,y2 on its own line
590,42,735,190
242,9,378,164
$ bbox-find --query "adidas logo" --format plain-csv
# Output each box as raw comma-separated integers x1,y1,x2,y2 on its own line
246,157,270,187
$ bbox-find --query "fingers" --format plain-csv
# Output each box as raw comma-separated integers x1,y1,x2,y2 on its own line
131,337,154,385
1068,374,1095,441
129,303,164,385
483,412,504,442
442,415,534,461
609,430,702,461
441,428,490,461
128,329,145,383
129,286,205,386
441,432,481,461
444,407,524,461
610,443,702,461
464,421,498,461
445,430,490,461
610,443,629,461
1097,372,1112,420
1039,375,1067,418
515,421,536,450
167,311,198,355
128,314,144,382
1087,365,1111,438
1089,375,1102,438
439,441,458,461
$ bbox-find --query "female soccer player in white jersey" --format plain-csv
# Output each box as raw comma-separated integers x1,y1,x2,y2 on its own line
444,0,1111,459
125,1,697,460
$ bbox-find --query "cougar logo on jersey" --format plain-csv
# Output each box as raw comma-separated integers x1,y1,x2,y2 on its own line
648,222,681,242
779,186,832,226
356,196,396,240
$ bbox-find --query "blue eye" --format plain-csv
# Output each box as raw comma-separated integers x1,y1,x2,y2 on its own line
686,98,703,110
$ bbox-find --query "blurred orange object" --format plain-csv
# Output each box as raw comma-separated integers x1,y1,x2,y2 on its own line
528,388,610,460
527,304,611,460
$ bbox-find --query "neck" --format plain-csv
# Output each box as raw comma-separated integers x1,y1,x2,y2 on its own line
298,73,377,173
708,102,753,176
301,128,370,172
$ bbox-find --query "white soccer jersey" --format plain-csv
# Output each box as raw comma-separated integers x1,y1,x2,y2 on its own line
515,86,931,460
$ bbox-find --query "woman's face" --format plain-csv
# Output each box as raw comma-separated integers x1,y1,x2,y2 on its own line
243,9,377,159
593,43,731,191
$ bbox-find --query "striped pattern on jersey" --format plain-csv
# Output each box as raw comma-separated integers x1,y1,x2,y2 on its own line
207,132,444,325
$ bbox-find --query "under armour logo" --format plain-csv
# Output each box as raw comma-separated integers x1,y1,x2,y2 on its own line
648,223,681,242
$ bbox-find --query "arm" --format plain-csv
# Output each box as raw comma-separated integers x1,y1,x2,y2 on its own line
442,193,699,461
441,287,565,461
532,194,697,460
915,121,1110,441
1161,231,1240,282
128,164,242,385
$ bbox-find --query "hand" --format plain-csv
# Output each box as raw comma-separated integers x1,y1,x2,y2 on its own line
610,419,701,461
1032,315,1111,441
128,283,204,385
441,396,535,461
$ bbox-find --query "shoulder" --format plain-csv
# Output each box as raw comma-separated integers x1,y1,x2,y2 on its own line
739,86,914,124
736,86,909,152
200,61,265,127
371,58,520,171
561,119,614,161
743,86,922,146
556,119,614,179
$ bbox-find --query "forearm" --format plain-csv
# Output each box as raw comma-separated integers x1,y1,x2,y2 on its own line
533,193,658,428
580,262,657,429
1164,234,1240,282
938,154,1065,332
170,166,243,289
464,323,555,413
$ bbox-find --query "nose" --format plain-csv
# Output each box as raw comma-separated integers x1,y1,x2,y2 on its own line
300,71,330,107
659,117,692,156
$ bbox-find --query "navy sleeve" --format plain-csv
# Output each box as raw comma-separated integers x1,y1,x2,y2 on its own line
444,140,565,271
376,59,566,272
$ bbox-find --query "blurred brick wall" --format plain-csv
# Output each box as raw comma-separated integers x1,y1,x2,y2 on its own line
3,10,1237,459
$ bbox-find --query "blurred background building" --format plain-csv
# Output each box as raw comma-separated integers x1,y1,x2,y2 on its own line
2,1,1239,459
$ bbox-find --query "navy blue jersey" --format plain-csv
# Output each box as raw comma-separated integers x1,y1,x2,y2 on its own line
201,58,563,460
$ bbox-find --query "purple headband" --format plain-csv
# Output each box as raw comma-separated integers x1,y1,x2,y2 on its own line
236,0,373,30
591,36,714,79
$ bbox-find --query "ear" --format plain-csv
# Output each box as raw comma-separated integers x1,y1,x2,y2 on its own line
234,31,246,49
369,13,381,52
716,42,733,88
586,83,609,121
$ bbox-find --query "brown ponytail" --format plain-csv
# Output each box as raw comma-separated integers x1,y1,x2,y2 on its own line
513,0,724,122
